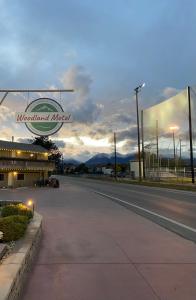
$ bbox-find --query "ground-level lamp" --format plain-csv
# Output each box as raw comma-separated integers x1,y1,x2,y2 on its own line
27,199,34,216
134,82,145,181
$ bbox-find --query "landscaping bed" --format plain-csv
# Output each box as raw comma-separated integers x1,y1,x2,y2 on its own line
0,212,42,300
0,201,41,300
0,202,33,251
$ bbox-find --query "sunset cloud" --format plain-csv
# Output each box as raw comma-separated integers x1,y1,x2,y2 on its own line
0,0,195,161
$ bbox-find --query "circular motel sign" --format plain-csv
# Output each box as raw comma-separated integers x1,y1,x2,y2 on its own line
16,98,72,136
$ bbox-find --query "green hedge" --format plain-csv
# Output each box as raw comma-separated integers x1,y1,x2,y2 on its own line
1,204,33,219
0,201,22,207
0,215,28,242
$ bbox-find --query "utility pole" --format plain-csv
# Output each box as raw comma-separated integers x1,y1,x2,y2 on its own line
141,110,145,179
179,138,182,177
156,120,159,179
188,86,195,184
135,89,141,180
114,132,117,180
134,84,145,181
133,83,145,181
172,130,176,165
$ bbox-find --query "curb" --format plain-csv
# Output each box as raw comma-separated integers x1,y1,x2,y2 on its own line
0,212,42,300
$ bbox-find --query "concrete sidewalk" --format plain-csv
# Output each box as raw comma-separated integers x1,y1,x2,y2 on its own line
21,181,196,300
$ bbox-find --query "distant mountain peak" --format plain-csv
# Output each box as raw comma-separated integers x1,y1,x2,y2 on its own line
85,152,135,166
63,158,81,165
94,153,110,158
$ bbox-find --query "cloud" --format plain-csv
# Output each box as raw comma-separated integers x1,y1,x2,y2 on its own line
53,139,66,149
0,105,15,122
1,0,196,161
108,127,138,143
110,113,134,125
121,139,137,154
61,65,92,99
17,138,33,144
0,127,16,141
161,87,180,99
60,65,101,123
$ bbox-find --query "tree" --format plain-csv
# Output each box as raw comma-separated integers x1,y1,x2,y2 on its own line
32,136,62,171
75,163,89,174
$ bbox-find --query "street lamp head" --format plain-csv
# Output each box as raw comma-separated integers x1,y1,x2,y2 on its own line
169,125,179,131
134,82,146,93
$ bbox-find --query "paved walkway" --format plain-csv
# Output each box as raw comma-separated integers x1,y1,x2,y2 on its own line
21,180,196,300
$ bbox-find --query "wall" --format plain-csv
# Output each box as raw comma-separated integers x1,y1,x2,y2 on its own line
130,161,143,178
14,172,42,187
0,172,49,188
0,173,8,188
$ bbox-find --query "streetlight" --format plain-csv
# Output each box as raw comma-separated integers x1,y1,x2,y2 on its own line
134,83,145,181
169,126,179,171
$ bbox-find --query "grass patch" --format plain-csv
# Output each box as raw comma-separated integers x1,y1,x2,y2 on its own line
86,175,196,192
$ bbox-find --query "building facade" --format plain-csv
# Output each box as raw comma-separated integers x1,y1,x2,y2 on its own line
0,140,55,188
129,160,143,179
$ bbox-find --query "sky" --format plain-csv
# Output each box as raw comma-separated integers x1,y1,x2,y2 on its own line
0,0,196,161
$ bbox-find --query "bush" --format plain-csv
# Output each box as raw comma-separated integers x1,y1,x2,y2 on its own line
0,215,28,242
10,215,29,225
0,201,22,207
1,204,33,219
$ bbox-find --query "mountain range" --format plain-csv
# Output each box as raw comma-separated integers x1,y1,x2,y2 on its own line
64,153,136,166
85,152,136,166
63,158,81,165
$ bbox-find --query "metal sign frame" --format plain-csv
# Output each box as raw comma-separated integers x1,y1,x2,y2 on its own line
0,89,74,105
0,88,74,137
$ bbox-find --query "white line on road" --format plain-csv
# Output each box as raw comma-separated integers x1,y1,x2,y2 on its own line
94,190,196,234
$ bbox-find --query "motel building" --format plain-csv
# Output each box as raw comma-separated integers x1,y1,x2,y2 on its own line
0,140,55,188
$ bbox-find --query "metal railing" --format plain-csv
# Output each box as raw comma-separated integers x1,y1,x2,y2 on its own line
0,159,55,171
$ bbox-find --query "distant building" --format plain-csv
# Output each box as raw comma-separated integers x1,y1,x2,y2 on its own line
0,140,55,188
102,167,113,175
129,160,143,179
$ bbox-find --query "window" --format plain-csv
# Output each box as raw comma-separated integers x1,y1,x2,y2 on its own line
0,174,4,181
17,173,24,181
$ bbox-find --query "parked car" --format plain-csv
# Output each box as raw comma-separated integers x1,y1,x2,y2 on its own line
117,172,127,178
48,177,60,188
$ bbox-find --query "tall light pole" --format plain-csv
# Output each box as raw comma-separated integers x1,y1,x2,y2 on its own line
187,86,195,184
134,83,145,181
156,119,159,179
169,126,179,171
114,132,117,180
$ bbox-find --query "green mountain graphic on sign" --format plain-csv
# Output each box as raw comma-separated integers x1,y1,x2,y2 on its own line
36,105,54,112
31,103,58,132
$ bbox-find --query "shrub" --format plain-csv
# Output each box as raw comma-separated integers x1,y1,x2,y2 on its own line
0,215,28,242
0,201,22,207
10,215,29,225
1,204,33,219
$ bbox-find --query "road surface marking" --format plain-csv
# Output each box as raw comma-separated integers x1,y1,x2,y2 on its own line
94,190,196,233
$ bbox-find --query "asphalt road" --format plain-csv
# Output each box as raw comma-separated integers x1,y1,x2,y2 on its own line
16,177,196,300
1,177,196,299
61,176,196,242
0,175,195,242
